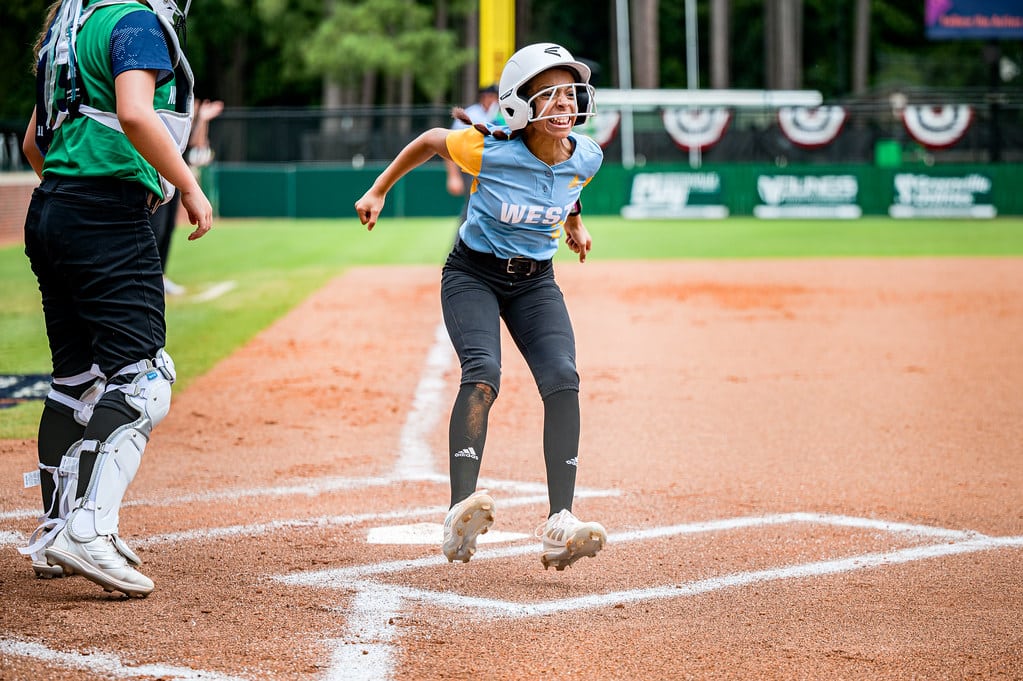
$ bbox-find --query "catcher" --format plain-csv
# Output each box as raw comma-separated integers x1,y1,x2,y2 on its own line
19,0,211,597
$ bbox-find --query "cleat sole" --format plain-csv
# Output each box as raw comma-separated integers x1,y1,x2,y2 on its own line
539,526,607,571
442,493,496,563
33,565,64,579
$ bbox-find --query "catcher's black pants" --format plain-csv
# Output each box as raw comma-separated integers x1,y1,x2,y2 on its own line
25,175,167,509
24,175,166,380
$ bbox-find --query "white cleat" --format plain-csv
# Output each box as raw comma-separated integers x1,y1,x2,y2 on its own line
45,526,153,598
537,509,607,571
442,490,495,563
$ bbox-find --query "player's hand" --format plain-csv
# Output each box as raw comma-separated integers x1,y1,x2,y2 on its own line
197,99,224,122
355,191,385,231
564,214,591,263
444,159,465,196
181,188,213,240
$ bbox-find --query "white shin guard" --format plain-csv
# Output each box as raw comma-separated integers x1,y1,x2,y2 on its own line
66,353,174,554
19,441,83,558
68,428,145,542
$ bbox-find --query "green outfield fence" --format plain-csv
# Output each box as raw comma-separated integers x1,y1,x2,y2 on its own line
210,161,1023,219
197,94,1023,219
4,94,1022,221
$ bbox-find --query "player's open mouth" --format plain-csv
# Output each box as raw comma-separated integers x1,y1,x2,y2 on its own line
550,117,572,127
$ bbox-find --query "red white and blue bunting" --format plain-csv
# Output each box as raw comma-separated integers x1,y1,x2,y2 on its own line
662,107,732,151
777,106,847,148
901,104,973,149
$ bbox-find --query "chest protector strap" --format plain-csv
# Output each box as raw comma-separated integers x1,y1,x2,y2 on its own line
37,0,194,204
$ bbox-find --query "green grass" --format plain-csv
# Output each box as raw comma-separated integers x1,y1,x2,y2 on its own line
593,216,1023,259
2,215,1022,438
0,217,455,437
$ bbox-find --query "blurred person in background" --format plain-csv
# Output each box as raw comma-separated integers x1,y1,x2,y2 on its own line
151,97,223,295
444,84,502,224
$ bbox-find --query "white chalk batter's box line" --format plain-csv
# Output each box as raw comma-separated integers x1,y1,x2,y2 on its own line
130,487,617,549
1,473,617,524
276,512,1023,618
1,481,620,550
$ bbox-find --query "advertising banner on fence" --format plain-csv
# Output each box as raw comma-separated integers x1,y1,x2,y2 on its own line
889,172,996,218
754,174,861,219
926,0,1023,40
621,172,729,219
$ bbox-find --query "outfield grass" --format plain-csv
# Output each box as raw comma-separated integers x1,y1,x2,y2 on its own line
2,215,1021,438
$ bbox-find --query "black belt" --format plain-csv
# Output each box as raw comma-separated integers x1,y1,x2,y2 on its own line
456,240,550,276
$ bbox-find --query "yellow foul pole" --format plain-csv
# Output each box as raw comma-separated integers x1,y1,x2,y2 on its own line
479,0,515,88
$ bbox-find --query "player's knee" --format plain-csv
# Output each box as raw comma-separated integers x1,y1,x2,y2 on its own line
467,382,497,407
537,357,579,397
107,349,176,434
462,356,502,394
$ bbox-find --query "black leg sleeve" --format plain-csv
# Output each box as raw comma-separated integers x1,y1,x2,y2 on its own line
542,389,580,517
448,383,495,507
36,405,85,518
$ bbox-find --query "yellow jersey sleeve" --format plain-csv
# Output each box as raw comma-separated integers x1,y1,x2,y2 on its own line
445,128,485,177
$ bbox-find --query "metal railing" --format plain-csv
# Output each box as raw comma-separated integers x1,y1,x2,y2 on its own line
3,92,1020,171
204,98,1022,168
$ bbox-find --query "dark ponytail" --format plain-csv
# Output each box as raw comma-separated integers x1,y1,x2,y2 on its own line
451,107,520,141
32,0,63,73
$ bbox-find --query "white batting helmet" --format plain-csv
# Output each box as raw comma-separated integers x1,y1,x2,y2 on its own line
498,43,595,132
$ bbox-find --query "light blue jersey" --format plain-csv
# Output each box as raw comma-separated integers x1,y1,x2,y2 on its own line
446,127,603,260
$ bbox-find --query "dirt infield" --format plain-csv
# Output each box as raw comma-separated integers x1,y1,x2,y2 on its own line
1,258,1021,681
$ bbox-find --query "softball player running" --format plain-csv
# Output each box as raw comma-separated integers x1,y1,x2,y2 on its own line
19,0,211,597
355,43,607,570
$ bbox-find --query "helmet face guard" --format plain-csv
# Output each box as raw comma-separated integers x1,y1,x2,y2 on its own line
498,43,596,132
525,82,596,128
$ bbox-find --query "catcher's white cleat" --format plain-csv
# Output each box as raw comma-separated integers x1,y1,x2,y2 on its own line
442,490,495,563
537,509,606,571
45,523,153,598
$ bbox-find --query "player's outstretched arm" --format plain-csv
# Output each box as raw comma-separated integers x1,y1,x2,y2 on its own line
355,128,451,230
